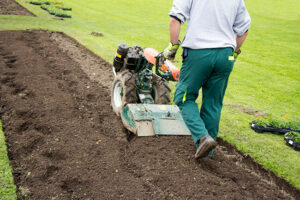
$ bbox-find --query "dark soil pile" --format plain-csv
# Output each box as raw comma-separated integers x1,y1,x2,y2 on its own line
0,0,34,16
0,30,299,200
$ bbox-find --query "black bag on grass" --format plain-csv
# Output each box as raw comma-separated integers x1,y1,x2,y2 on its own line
250,121,292,135
284,132,300,151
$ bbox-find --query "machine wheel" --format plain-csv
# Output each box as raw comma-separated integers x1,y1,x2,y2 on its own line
111,70,138,116
152,74,171,104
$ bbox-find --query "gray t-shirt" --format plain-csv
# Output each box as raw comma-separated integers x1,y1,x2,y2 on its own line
169,0,251,50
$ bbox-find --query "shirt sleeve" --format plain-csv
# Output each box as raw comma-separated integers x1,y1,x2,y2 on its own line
169,0,193,24
233,0,251,36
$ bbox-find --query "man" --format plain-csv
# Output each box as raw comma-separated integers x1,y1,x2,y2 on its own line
164,0,251,159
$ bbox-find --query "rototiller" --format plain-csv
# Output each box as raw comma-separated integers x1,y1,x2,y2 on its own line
111,44,190,136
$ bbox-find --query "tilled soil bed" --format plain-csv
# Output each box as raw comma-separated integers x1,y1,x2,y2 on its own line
0,30,299,200
0,0,34,16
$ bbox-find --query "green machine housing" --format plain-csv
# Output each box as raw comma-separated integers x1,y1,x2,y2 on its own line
111,44,191,136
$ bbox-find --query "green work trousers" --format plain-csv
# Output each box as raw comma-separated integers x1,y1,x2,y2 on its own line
174,48,234,146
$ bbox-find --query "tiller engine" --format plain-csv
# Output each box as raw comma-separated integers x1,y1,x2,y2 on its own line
111,44,190,136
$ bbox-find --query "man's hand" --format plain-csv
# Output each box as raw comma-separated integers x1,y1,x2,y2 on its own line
163,42,180,60
164,17,182,60
233,49,241,59
235,31,248,59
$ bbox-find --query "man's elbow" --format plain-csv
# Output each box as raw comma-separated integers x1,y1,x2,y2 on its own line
170,16,182,25
237,30,248,39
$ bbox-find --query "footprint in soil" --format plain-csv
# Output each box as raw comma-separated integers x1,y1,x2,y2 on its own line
16,135,44,157
62,69,71,75
11,84,26,95
42,165,60,179
60,178,90,194
17,121,32,132
68,80,78,88
1,76,14,84
1,72,16,84
86,93,96,101
0,48,7,56
34,124,54,135
42,150,66,161
4,72,17,76
16,110,38,120
3,55,17,68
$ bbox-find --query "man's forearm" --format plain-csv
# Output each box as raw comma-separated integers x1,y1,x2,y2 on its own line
169,17,181,44
235,31,248,52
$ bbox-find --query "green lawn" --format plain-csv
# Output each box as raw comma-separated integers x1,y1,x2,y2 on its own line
0,122,17,199
0,0,299,197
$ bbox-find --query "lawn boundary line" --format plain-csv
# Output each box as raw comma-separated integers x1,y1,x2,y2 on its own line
218,138,300,195
16,0,35,16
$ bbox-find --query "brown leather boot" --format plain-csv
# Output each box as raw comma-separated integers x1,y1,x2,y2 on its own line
195,134,217,159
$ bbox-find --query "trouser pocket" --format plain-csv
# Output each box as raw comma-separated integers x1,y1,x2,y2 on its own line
174,82,187,105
